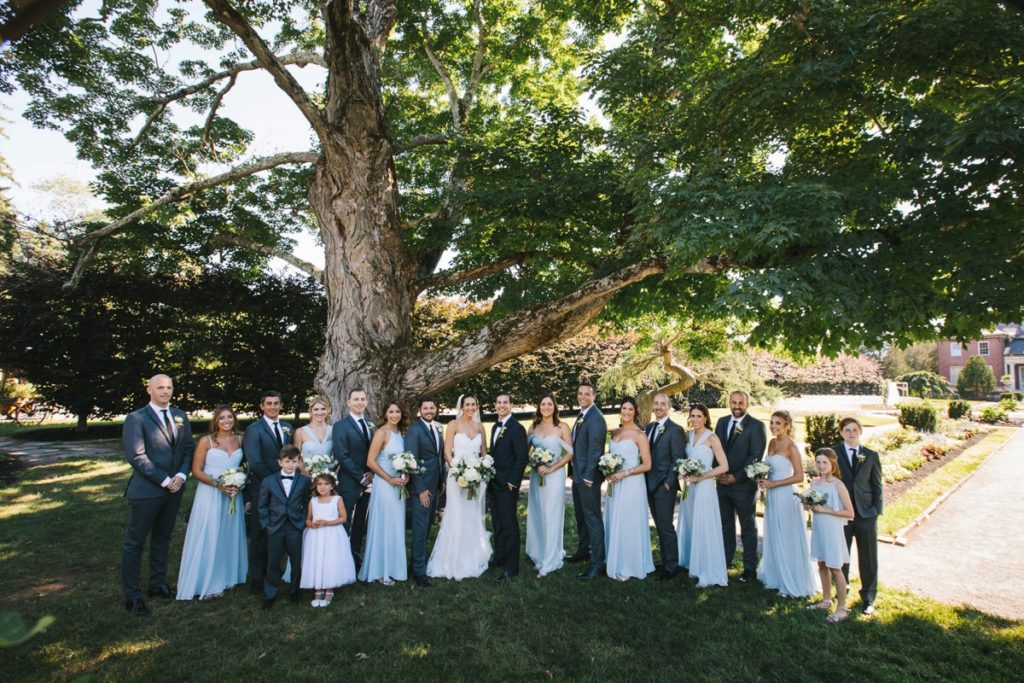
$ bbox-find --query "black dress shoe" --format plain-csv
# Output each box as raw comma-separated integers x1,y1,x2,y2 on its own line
147,585,176,599
577,567,600,581
566,552,590,564
125,598,150,616
494,570,516,582
414,574,433,588
738,570,756,583
289,591,302,604
261,598,275,610
653,569,672,581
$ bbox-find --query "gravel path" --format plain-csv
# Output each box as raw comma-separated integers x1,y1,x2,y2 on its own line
876,427,1024,620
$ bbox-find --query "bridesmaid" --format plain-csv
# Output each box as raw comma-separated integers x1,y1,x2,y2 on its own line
295,396,334,475
358,402,409,585
525,394,574,577
177,405,248,600
757,410,818,598
807,448,855,622
678,403,729,587
603,397,655,581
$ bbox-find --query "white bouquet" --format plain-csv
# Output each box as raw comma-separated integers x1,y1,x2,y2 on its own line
217,467,248,515
390,451,422,499
675,458,705,500
745,461,772,505
598,452,625,497
305,454,338,479
450,453,496,501
795,488,828,507
528,446,556,486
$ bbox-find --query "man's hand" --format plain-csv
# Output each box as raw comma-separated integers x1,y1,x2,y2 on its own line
717,473,736,485
419,490,432,508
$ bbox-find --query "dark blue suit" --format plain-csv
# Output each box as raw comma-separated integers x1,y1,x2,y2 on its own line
258,471,310,599
406,418,444,577
715,413,767,572
331,414,373,561
243,417,292,583
571,405,608,571
120,404,195,600
645,418,686,572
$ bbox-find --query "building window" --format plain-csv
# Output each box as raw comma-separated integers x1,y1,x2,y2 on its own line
950,342,962,357
979,341,990,355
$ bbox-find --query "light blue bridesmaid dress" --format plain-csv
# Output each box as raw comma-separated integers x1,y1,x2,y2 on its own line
679,429,727,587
757,453,818,597
809,478,850,569
603,437,655,580
177,437,248,599
358,430,408,583
299,424,334,462
525,433,571,575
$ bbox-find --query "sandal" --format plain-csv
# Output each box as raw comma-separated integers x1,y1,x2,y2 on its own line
827,608,849,623
807,599,832,611
377,578,395,586
311,590,324,608
323,590,334,606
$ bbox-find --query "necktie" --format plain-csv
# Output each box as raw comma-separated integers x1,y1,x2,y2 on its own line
649,423,659,448
358,418,370,442
273,422,283,448
162,409,176,446
728,420,737,442
573,410,583,439
849,448,857,468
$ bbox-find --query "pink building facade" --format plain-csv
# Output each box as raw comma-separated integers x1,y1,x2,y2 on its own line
937,324,1024,392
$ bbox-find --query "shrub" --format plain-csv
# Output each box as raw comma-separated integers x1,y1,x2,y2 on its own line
897,371,953,399
948,400,972,420
957,355,996,399
978,407,1008,424
999,392,1024,402
881,428,920,452
805,413,841,452
999,396,1018,411
897,402,938,432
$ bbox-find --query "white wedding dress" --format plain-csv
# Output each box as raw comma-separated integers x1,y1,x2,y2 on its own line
427,432,492,579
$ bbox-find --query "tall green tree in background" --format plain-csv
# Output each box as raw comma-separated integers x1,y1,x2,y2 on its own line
3,0,1023,415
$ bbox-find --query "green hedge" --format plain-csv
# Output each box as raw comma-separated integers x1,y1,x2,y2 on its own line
897,402,938,432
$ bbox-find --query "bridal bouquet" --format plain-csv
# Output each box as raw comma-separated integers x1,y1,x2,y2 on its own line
305,454,338,479
451,453,496,501
598,452,625,497
675,458,705,500
795,488,828,508
217,467,248,515
390,451,422,499
528,446,556,486
745,461,772,506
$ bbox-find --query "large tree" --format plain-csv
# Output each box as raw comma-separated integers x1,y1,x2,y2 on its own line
4,0,1023,416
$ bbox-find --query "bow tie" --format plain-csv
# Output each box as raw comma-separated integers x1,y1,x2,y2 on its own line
281,475,294,480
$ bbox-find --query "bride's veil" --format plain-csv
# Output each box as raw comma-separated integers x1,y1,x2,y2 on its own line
455,394,482,425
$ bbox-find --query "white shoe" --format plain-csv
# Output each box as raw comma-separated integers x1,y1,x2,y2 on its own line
310,599,324,608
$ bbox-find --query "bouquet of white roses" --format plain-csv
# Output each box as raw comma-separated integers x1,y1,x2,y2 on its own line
528,446,556,486
390,451,422,499
598,452,625,497
795,488,828,507
745,461,772,505
217,466,248,515
305,454,338,479
675,458,705,500
450,453,496,501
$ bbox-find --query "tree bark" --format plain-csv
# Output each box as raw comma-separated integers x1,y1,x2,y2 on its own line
76,412,88,432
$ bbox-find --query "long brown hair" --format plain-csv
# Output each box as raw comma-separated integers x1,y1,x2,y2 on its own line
815,447,839,477
209,404,240,446
532,393,561,427
688,403,712,430
382,401,409,433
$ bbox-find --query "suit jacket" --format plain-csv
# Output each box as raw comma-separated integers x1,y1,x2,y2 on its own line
572,405,608,483
713,413,767,486
258,471,311,533
833,442,884,519
331,414,374,489
243,417,293,482
407,418,444,496
644,418,685,493
489,417,528,490
122,405,195,500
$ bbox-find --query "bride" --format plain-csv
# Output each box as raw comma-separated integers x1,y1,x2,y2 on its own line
426,394,492,580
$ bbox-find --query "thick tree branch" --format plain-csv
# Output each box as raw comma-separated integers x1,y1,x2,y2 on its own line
653,343,698,395
212,234,323,283
393,133,449,154
416,251,538,290
361,0,398,49
421,31,462,127
202,73,237,152
461,0,492,121
204,0,329,144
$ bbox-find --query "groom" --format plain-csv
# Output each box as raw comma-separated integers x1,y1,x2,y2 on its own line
714,390,766,582
645,392,685,580
332,388,374,567
121,374,195,616
488,392,528,581
407,396,444,587
569,381,607,580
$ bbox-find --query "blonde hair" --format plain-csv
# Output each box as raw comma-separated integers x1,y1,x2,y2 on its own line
771,410,793,437
308,395,331,414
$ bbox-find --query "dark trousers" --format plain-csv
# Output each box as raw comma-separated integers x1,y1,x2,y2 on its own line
489,483,520,574
247,481,268,583
843,515,878,606
341,484,370,563
572,479,605,570
121,493,184,600
265,525,303,599
410,487,439,576
718,481,758,572
648,484,679,572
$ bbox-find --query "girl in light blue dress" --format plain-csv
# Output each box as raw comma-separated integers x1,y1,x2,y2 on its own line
526,394,574,576
806,448,855,622
358,402,409,585
603,397,655,581
678,404,730,587
756,410,818,598
177,405,248,600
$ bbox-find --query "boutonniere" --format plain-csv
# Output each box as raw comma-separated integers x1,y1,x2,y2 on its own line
657,424,666,437
734,422,745,435
173,416,184,428
434,425,442,435
857,453,866,463
495,424,507,441
281,425,292,435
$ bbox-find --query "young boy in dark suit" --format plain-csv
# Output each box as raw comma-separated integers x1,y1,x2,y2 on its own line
258,445,310,608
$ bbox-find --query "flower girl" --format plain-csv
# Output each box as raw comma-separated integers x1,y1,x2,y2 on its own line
300,474,356,607
805,448,855,622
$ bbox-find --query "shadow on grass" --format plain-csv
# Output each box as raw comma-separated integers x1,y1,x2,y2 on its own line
0,459,1021,682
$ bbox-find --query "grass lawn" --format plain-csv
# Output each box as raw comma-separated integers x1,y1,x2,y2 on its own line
1,454,1022,681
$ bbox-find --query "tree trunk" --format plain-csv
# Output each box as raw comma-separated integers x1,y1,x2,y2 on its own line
76,412,88,432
